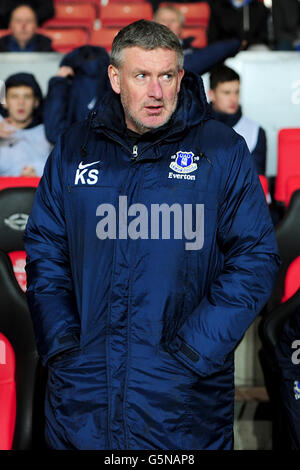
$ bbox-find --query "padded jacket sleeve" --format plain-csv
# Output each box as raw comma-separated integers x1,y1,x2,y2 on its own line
167,137,281,377
24,137,80,366
44,76,71,145
184,39,241,76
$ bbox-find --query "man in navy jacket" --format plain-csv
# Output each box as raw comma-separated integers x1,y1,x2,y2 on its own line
24,20,280,450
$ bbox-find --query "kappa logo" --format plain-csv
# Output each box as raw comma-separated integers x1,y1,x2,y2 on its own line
168,151,199,181
75,160,101,185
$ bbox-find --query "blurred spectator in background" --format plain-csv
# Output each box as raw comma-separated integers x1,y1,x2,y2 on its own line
208,0,270,50
209,64,266,175
0,73,52,176
44,45,110,144
0,0,54,29
0,4,53,52
154,4,241,75
272,0,300,50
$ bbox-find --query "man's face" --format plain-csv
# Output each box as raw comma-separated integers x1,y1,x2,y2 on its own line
9,6,37,46
155,8,183,38
108,47,184,134
209,80,240,114
4,86,38,125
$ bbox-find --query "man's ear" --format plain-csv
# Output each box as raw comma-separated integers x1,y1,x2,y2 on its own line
34,97,39,109
2,97,7,109
108,64,121,94
177,68,185,93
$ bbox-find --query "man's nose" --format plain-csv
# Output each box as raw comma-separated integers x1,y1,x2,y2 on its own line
147,79,163,100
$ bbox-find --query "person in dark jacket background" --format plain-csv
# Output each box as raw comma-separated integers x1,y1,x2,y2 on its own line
0,4,53,52
0,0,54,29
24,20,280,450
43,45,110,144
154,4,241,76
208,0,270,50
273,301,300,449
209,64,267,175
272,0,300,50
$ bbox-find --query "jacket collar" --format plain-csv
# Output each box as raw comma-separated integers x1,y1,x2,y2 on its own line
90,71,210,148
209,104,242,128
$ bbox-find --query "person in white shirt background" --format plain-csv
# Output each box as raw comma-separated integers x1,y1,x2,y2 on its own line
0,72,52,177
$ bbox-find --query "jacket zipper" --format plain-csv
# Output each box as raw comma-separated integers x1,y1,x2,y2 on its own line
131,145,138,161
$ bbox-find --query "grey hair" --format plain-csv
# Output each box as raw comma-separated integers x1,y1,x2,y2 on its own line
154,5,185,27
110,19,184,70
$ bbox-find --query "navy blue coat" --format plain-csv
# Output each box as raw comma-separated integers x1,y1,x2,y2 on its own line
44,45,110,144
24,72,280,450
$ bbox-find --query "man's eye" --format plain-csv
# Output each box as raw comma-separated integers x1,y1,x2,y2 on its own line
163,74,172,81
136,74,145,79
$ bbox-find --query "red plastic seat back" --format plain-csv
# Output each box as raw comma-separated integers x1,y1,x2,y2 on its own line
0,177,40,191
90,28,120,52
275,128,300,204
259,175,271,204
38,27,88,52
0,29,10,38
100,3,152,27
282,256,300,303
0,333,16,450
181,27,207,48
8,251,27,292
45,3,97,29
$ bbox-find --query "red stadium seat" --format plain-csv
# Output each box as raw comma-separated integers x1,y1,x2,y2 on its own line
0,178,41,449
0,29,10,38
275,128,300,204
181,27,207,48
90,28,120,51
259,174,271,204
44,3,97,30
108,0,147,3
0,333,16,450
286,175,300,208
100,3,152,28
0,178,40,290
282,256,300,303
0,177,40,191
39,27,88,52
8,251,27,293
159,2,210,28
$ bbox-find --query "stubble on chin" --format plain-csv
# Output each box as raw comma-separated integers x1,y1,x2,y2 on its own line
120,94,179,135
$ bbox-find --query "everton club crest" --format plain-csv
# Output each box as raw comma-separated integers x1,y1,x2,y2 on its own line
169,151,197,174
294,381,300,400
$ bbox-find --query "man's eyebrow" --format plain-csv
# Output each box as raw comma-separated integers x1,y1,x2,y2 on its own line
131,68,178,75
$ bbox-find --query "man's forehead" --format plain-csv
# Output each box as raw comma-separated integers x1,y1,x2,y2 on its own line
121,46,179,68
11,6,36,20
7,85,34,95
